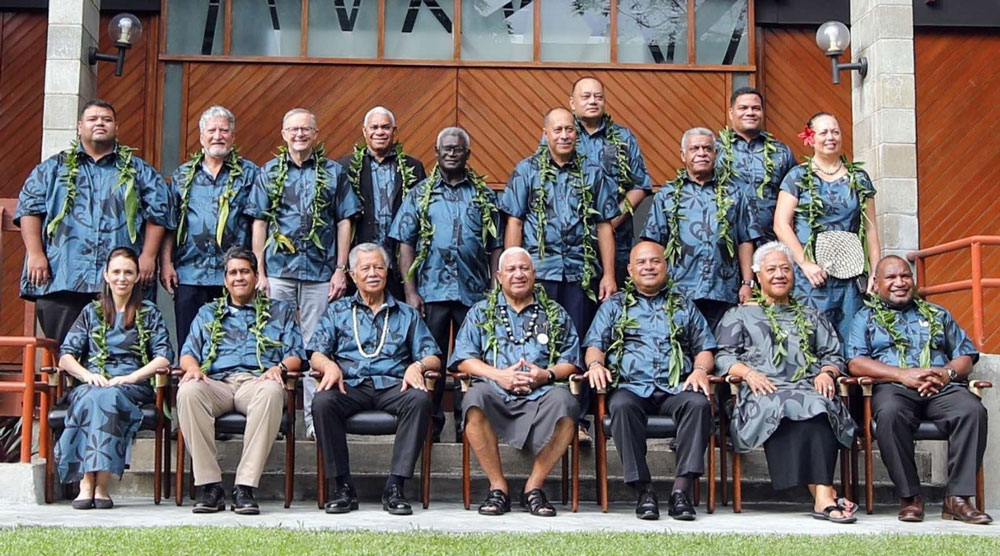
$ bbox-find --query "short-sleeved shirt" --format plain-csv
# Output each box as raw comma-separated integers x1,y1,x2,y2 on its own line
715,131,796,243
779,164,877,246
369,155,398,250
388,173,503,307
62,300,174,377
640,174,759,303
449,291,582,403
584,288,716,397
181,295,304,379
15,143,171,299
168,156,260,286
307,292,440,389
499,151,620,282
247,151,361,282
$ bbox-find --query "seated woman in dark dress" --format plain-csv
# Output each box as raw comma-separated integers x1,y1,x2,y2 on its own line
56,247,173,509
715,241,858,523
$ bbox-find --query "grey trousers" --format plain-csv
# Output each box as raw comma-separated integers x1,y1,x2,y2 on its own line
269,277,328,433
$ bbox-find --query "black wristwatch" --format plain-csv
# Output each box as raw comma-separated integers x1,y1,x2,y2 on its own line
547,369,557,384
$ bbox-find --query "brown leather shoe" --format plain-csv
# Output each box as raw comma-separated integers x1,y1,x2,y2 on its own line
898,495,924,522
942,495,993,524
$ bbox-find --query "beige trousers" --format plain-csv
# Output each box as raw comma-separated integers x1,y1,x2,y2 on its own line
176,373,285,487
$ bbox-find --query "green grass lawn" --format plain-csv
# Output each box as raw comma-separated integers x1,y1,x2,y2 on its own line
0,528,997,556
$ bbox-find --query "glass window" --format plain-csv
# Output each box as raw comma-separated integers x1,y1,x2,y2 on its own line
160,63,184,176
731,72,750,92
617,0,688,64
385,0,454,60
541,0,610,63
695,0,749,65
308,0,378,58
461,0,533,61
231,0,303,57
166,0,223,55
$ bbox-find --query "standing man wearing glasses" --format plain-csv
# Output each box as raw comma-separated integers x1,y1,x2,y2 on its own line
248,108,361,439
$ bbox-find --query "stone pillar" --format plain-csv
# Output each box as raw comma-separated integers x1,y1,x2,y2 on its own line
42,0,100,160
850,0,918,258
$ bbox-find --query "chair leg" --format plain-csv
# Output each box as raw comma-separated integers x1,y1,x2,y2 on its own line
422,414,433,509
189,465,195,500
851,439,860,503
561,452,568,506
720,426,729,506
864,399,874,515
162,421,171,500
596,425,608,513
572,431,579,513
976,466,985,512
733,451,742,513
175,428,185,506
45,429,54,504
316,446,326,510
840,446,850,501
707,429,716,514
462,429,471,510
285,427,294,508
154,423,162,505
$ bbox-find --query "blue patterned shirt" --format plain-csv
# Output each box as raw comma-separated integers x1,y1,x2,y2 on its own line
307,292,440,389
168,156,260,286
640,175,759,303
584,288,716,397
388,174,503,307
449,292,582,403
15,143,171,299
181,296,304,379
369,154,398,254
499,151,620,282
62,300,174,377
716,132,796,243
247,152,361,282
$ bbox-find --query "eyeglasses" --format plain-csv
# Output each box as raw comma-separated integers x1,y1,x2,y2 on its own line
438,146,468,155
283,126,316,135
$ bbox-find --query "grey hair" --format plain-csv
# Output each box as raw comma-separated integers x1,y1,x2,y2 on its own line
199,105,236,133
282,108,316,127
363,106,396,128
498,247,533,270
348,242,391,270
436,126,470,149
751,241,794,272
681,127,716,151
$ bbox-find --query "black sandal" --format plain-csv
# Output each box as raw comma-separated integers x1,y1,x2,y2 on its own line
520,488,556,517
477,489,510,516
810,504,857,524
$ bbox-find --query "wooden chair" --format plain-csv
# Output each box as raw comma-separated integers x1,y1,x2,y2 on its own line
172,369,300,508
43,366,171,504
451,372,582,513
313,370,439,510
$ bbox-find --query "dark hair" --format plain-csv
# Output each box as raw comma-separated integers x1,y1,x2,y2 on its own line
730,87,763,107
571,75,604,95
223,246,258,274
80,99,117,120
102,246,142,329
807,111,837,129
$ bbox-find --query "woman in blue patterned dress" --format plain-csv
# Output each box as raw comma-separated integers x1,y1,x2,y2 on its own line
774,112,882,345
56,247,173,509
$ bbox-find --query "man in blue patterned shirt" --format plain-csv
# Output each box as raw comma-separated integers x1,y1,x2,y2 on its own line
847,256,990,524
309,243,441,516
177,247,305,515
248,108,361,439
16,99,170,344
161,105,261,349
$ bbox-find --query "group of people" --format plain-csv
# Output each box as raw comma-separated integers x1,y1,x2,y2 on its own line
15,76,989,525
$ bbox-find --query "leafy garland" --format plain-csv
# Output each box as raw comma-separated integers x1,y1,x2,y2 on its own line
477,284,563,369
264,144,330,253
718,128,778,198
604,278,686,387
606,279,640,389
396,143,418,197
47,141,81,239
115,145,140,243
865,296,944,369
797,156,872,270
661,170,687,265
88,301,151,377
200,292,283,373
751,288,818,382
661,165,735,259
48,142,139,241
600,114,635,215
345,142,419,212
175,147,244,246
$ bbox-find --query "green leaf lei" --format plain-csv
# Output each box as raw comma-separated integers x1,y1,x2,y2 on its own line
661,282,686,387
719,128,778,199
345,142,419,212
48,142,139,241
265,144,331,253
797,156,873,270
865,296,944,369
47,141,81,239
600,114,635,215
200,292,282,373
605,278,686,387
661,170,686,265
477,284,563,369
751,288,818,382
175,147,244,246
661,166,736,260
88,301,151,377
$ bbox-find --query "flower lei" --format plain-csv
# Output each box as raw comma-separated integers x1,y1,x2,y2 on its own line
600,114,635,215
477,284,563,369
865,296,944,369
265,144,330,253
606,278,686,387
661,166,736,260
48,142,139,241
200,293,283,373
175,147,244,246
796,156,873,270
751,288,818,382
88,301,151,377
719,128,778,199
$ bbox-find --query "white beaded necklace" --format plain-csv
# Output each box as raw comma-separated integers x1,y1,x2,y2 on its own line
352,304,390,359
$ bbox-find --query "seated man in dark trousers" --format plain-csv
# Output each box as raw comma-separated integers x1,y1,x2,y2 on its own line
583,241,717,520
848,255,991,525
309,242,441,516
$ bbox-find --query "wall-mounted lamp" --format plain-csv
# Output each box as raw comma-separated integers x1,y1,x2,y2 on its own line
88,13,143,77
816,21,868,85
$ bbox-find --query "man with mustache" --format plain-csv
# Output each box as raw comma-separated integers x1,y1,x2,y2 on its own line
848,255,990,524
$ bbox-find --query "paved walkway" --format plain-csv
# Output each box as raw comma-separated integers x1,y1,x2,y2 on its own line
1,500,997,536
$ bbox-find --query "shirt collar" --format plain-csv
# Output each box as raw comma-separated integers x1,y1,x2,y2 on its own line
497,291,540,314
367,146,398,164
575,116,608,138
350,290,398,310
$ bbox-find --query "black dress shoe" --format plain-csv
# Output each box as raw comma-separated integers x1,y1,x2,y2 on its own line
232,485,260,515
71,497,95,510
325,484,359,514
192,483,226,514
382,484,413,515
93,497,114,510
635,489,659,520
667,490,696,521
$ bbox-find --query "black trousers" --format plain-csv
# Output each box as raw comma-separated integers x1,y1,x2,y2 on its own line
539,279,597,429
694,298,734,335
873,383,988,498
763,416,839,490
174,284,224,352
608,389,713,484
312,378,432,479
423,301,469,437
35,291,96,345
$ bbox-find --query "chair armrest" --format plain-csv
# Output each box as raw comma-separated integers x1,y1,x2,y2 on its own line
568,373,584,396
856,376,874,396
969,380,993,398
450,372,471,392
423,370,440,390
836,376,859,397
283,369,302,390
44,366,60,387
154,367,171,389
708,375,728,395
